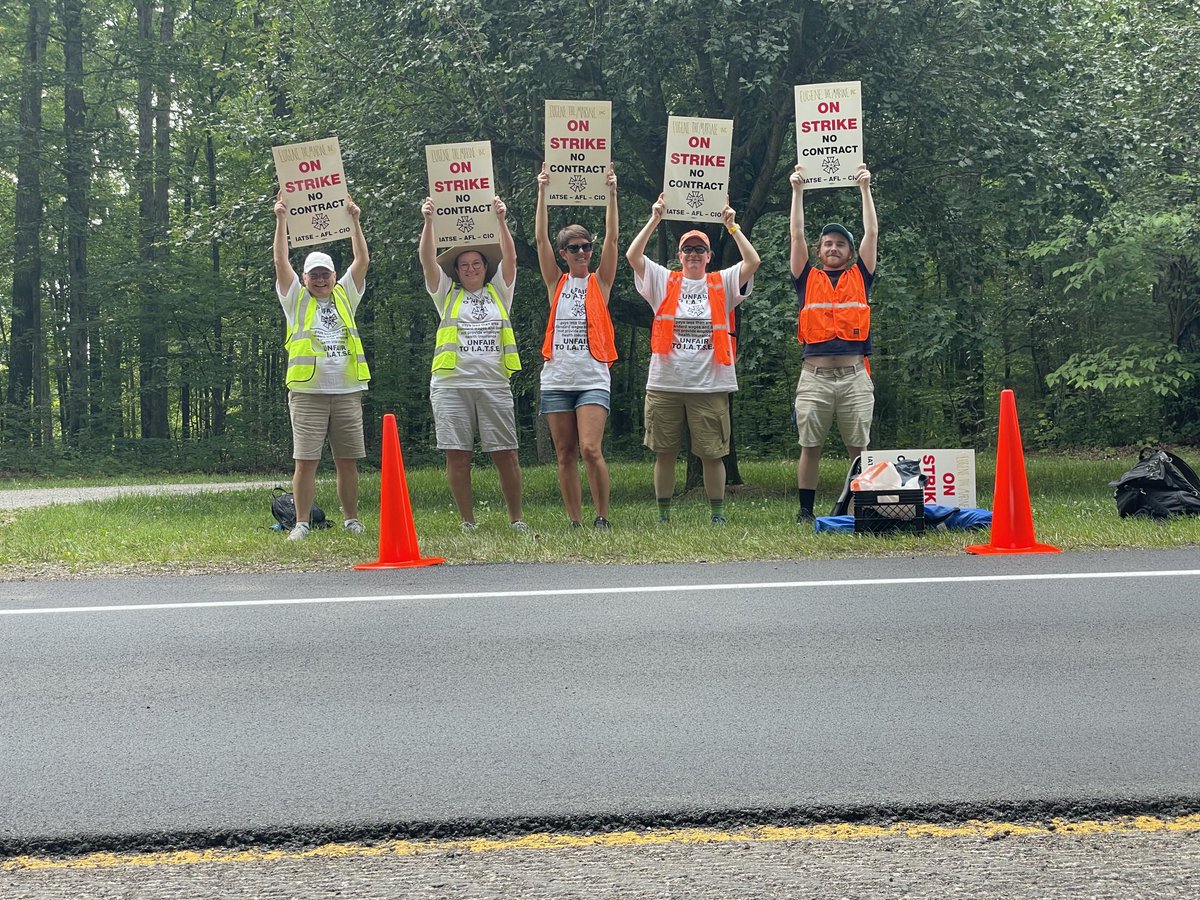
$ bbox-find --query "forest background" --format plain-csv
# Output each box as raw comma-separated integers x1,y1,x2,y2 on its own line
2,0,1197,479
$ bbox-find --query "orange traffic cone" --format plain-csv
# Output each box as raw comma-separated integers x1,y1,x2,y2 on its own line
966,389,1061,555
355,414,445,570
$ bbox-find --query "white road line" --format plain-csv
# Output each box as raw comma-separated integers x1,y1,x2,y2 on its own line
3,569,1199,616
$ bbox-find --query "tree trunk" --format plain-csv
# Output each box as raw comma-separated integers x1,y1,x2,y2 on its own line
136,1,172,440
7,0,49,446
62,0,90,437
206,129,227,436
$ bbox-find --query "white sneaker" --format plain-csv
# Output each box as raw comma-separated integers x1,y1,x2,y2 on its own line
287,522,311,542
510,520,530,532
343,518,365,534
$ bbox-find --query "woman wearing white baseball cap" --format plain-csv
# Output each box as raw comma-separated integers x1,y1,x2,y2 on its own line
273,190,372,541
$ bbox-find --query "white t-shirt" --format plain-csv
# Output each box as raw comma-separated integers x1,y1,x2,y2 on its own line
277,272,367,394
428,268,518,389
634,258,752,393
540,276,612,392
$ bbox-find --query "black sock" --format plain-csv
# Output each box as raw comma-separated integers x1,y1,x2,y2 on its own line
798,489,816,514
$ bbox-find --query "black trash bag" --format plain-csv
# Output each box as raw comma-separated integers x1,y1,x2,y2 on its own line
1109,448,1200,519
270,487,331,530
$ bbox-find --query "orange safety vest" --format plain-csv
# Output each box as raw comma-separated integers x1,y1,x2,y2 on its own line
541,273,618,365
650,271,734,365
797,264,870,345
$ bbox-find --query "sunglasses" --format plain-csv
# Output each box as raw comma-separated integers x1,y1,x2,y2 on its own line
679,245,709,255
564,242,593,254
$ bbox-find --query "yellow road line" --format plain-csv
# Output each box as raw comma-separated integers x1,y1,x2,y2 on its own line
5,814,1198,872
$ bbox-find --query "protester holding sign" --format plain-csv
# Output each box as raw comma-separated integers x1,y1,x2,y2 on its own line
272,190,371,541
419,194,527,532
789,162,878,522
626,195,760,525
534,162,620,529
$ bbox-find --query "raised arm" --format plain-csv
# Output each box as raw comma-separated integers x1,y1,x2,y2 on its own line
534,163,561,292
625,192,665,280
789,165,808,278
722,203,759,280
596,163,620,296
418,197,442,294
495,195,517,287
273,190,298,294
346,194,368,293
856,164,878,274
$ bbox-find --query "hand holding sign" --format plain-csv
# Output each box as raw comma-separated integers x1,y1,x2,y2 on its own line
790,163,806,193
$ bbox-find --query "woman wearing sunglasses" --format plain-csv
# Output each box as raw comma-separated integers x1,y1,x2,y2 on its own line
534,161,620,529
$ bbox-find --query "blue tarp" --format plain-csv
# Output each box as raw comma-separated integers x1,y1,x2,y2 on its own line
813,504,992,534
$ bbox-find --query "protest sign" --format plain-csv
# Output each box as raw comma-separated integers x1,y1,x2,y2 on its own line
794,81,864,189
272,137,352,248
425,141,500,251
662,116,733,223
860,449,977,508
544,100,612,206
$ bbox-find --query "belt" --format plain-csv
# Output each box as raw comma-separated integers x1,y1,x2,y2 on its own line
803,362,864,377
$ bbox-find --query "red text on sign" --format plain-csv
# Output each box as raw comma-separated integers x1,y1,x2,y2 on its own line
669,153,726,167
284,172,341,193
798,118,859,133
549,137,607,150
433,177,490,192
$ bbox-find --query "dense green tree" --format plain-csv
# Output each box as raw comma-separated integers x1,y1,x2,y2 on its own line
1,0,1196,475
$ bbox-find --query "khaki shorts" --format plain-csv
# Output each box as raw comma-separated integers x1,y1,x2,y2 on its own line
430,384,519,452
794,362,874,448
288,391,366,460
643,390,730,459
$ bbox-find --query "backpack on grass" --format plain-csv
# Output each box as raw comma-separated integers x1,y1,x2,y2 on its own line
1109,448,1200,520
270,487,331,530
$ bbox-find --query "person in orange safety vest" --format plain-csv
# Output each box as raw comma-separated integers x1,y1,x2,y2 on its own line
789,161,878,523
534,161,620,530
626,193,761,526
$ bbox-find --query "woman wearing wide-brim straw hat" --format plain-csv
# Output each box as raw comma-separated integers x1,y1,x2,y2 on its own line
419,194,528,532
534,161,620,529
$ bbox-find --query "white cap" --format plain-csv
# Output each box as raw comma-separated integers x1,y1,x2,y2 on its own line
303,251,335,274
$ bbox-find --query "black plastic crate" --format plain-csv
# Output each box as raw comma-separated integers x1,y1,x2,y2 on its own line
853,489,925,535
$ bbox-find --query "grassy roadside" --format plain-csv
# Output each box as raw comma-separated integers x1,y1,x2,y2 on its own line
1,456,1197,580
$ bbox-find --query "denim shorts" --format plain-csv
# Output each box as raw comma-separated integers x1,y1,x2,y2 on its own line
539,388,611,415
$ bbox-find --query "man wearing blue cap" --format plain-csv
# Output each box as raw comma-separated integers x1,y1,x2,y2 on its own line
789,162,877,522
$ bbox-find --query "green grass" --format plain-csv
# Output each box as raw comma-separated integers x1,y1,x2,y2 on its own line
1,456,1196,579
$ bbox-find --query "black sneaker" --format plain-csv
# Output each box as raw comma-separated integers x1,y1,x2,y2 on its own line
593,516,610,529
796,509,815,524
711,514,727,525
569,520,583,528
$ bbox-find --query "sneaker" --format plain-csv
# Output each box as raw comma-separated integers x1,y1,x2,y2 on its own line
593,516,611,529
510,520,530,532
796,509,815,524
460,521,478,532
287,522,311,542
343,518,365,534
711,514,727,526
569,521,583,529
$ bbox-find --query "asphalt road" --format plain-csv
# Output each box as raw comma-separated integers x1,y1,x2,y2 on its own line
1,550,1198,858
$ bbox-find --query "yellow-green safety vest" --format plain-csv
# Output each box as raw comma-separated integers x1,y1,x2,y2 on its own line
285,284,371,388
431,283,522,377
